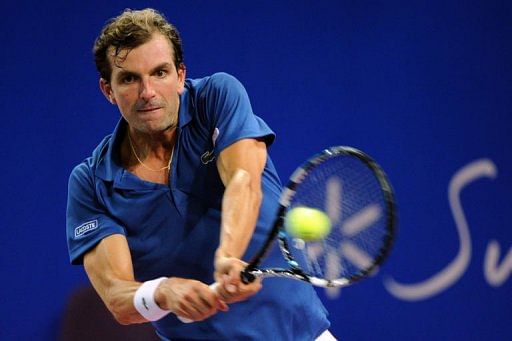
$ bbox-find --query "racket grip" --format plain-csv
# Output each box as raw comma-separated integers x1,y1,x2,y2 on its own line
177,283,219,323
240,270,256,284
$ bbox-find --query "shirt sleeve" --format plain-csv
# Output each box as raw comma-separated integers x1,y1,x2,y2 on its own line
66,162,126,265
201,72,276,154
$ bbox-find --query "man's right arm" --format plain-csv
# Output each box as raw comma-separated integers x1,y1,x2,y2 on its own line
83,234,228,324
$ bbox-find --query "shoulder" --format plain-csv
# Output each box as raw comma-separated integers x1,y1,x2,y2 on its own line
207,72,246,95
206,72,242,87
68,134,113,184
187,72,246,97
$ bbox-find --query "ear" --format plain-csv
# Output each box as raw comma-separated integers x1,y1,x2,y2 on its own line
177,64,187,95
99,78,117,104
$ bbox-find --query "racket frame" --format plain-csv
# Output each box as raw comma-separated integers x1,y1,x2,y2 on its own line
241,146,397,288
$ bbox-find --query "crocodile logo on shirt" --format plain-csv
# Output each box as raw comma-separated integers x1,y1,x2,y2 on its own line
201,127,219,165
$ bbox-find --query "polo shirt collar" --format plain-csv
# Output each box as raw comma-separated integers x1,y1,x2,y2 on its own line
178,80,193,128
94,118,126,183
95,120,165,190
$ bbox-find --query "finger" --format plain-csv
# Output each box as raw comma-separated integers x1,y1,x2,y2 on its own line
197,297,217,318
178,286,219,321
206,283,229,311
229,278,263,303
221,274,238,294
217,298,229,312
179,301,214,321
197,284,226,316
215,276,232,299
176,302,215,323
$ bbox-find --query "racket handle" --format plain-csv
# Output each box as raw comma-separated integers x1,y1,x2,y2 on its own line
177,282,219,323
240,270,256,284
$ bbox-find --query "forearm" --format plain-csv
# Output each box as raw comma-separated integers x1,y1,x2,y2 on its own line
84,234,226,323
214,139,266,301
217,168,263,260
84,234,146,325
101,279,146,325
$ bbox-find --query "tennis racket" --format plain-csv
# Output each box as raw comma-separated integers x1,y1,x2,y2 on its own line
179,146,396,322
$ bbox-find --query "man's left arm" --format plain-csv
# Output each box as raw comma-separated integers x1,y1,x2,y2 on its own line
215,138,267,302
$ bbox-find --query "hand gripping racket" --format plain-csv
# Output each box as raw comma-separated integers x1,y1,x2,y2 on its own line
179,146,396,322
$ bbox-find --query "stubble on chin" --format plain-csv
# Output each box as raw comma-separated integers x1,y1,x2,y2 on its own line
131,110,179,134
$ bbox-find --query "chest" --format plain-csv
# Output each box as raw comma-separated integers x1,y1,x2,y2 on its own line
127,166,170,185
172,122,225,207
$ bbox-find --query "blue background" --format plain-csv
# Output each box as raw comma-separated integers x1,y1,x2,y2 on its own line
1,1,511,339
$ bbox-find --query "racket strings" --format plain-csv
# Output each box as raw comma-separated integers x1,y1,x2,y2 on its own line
288,154,391,282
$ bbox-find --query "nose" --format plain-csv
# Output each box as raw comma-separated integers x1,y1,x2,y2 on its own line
139,77,156,101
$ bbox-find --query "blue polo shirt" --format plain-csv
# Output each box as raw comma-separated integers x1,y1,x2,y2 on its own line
67,73,329,340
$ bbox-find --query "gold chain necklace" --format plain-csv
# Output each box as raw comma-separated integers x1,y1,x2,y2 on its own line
127,132,174,172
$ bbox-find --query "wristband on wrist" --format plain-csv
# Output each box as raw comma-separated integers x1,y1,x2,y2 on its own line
133,277,171,321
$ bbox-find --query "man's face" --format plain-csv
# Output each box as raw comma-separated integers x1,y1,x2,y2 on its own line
100,33,186,134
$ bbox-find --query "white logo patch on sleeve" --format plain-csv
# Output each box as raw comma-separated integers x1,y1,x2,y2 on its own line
74,220,99,238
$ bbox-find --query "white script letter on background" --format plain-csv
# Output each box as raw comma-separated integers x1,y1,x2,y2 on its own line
384,159,497,301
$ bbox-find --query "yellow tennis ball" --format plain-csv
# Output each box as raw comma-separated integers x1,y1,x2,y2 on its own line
284,207,332,241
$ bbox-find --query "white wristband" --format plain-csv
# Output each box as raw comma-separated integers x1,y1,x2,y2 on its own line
133,277,171,321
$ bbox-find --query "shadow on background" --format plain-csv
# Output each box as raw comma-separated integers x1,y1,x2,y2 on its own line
60,285,159,341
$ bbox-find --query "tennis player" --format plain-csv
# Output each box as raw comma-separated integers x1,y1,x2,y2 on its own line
66,8,334,340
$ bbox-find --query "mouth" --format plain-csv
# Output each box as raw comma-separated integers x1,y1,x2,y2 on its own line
137,107,161,113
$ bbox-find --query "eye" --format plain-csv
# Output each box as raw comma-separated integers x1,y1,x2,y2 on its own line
155,69,168,78
122,74,136,84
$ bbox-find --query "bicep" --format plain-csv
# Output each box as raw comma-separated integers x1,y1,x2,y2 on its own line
217,138,267,187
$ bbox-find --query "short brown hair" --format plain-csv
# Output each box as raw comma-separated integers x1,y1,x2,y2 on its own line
93,8,184,82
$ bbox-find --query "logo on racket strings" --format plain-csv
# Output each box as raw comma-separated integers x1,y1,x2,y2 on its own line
303,176,383,297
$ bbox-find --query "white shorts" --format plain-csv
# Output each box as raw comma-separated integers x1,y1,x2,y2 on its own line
316,330,337,340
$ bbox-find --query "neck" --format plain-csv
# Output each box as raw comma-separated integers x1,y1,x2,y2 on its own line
124,125,177,175
128,125,176,160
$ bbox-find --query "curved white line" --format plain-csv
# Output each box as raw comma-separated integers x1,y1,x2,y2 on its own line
484,240,512,287
384,159,497,301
